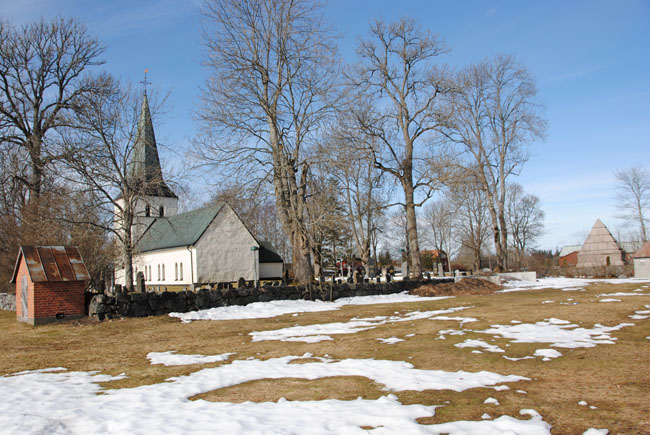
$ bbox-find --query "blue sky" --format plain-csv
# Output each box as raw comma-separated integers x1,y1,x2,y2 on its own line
2,0,649,250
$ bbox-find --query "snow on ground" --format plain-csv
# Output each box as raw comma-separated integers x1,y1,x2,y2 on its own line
171,293,452,323
147,351,235,366
0,354,537,434
597,292,650,297
630,306,650,320
423,409,551,435
583,429,608,435
534,349,563,361
473,319,634,349
377,337,404,344
250,306,471,342
484,397,500,405
599,299,620,303
501,277,650,293
455,339,504,353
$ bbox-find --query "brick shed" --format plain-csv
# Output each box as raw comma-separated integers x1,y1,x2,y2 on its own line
10,246,89,325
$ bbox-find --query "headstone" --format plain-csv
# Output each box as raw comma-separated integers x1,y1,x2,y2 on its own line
136,271,145,292
386,274,392,283
238,277,246,288
283,269,290,285
352,270,360,284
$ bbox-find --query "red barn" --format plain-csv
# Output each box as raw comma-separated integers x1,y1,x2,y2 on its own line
10,246,89,325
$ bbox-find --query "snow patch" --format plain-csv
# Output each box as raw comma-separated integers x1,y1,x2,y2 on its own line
147,351,234,366
172,293,453,323
455,339,504,353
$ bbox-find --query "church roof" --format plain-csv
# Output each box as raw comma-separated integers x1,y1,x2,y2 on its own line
127,93,177,199
137,203,226,252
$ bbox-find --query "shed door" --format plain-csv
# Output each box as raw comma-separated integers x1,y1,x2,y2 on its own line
21,275,28,320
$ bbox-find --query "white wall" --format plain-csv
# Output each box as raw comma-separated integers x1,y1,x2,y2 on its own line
115,247,193,288
194,205,259,283
260,262,283,279
114,195,179,241
634,258,650,278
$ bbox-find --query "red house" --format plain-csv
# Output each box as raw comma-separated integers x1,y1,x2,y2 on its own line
10,246,89,325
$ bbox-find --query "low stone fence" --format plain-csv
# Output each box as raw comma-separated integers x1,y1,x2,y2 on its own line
89,279,451,320
0,293,16,311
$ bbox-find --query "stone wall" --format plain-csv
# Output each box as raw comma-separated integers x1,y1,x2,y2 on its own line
89,279,450,320
0,293,16,311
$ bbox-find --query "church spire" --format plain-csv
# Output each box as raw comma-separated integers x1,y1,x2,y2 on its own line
128,81,177,199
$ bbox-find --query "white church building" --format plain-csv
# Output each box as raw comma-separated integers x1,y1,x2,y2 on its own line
114,92,283,290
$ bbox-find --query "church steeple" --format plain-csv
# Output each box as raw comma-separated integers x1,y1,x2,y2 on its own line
128,91,177,199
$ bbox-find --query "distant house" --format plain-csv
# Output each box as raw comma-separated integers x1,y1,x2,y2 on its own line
632,241,650,278
558,244,581,268
576,219,625,269
115,203,284,290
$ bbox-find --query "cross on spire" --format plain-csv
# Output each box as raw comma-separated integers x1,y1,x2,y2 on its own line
140,68,150,94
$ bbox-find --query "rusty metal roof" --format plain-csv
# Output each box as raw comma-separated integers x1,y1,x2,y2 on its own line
10,246,89,283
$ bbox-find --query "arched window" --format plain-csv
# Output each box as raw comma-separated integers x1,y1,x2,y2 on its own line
159,206,164,217
162,264,165,280
145,205,151,217
179,263,183,281
606,256,611,266
175,263,178,281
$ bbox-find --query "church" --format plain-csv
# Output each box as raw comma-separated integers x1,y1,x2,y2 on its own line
114,92,283,291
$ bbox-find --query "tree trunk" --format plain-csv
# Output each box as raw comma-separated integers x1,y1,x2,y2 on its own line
121,208,134,292
402,181,422,278
292,233,313,283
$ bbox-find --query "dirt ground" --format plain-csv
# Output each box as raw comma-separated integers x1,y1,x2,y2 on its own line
410,277,502,296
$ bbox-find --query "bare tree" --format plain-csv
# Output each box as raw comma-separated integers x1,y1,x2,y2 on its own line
0,18,106,203
442,55,546,270
61,78,174,291
324,127,387,277
448,180,492,271
196,0,340,283
422,198,456,272
614,166,649,242
506,183,545,269
350,17,451,278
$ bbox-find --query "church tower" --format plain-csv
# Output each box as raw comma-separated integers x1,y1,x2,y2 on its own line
117,89,178,241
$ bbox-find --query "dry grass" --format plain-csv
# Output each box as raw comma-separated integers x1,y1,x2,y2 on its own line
1,281,649,433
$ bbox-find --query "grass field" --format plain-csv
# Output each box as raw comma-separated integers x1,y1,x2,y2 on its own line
1,279,649,433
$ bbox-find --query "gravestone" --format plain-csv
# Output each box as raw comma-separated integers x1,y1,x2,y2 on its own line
136,272,145,293
238,277,246,288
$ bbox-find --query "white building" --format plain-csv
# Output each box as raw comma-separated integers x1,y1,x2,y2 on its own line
632,241,650,278
114,91,283,290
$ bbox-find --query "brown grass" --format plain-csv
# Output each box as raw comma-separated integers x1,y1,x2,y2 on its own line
1,281,649,433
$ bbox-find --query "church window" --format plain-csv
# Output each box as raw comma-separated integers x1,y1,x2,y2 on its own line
145,205,151,217
175,263,178,281
162,264,165,280
159,206,164,217
179,263,183,281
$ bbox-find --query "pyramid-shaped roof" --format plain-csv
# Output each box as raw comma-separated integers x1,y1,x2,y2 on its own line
633,240,650,258
579,219,622,254
127,93,177,199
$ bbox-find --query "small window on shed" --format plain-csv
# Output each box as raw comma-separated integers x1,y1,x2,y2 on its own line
606,256,611,266
159,206,164,217
175,263,178,281
179,263,183,281
145,205,151,217
157,264,160,281
162,264,165,280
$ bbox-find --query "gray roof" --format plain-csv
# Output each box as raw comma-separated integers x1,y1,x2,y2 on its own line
559,244,582,258
259,241,283,263
136,203,225,252
127,93,177,199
